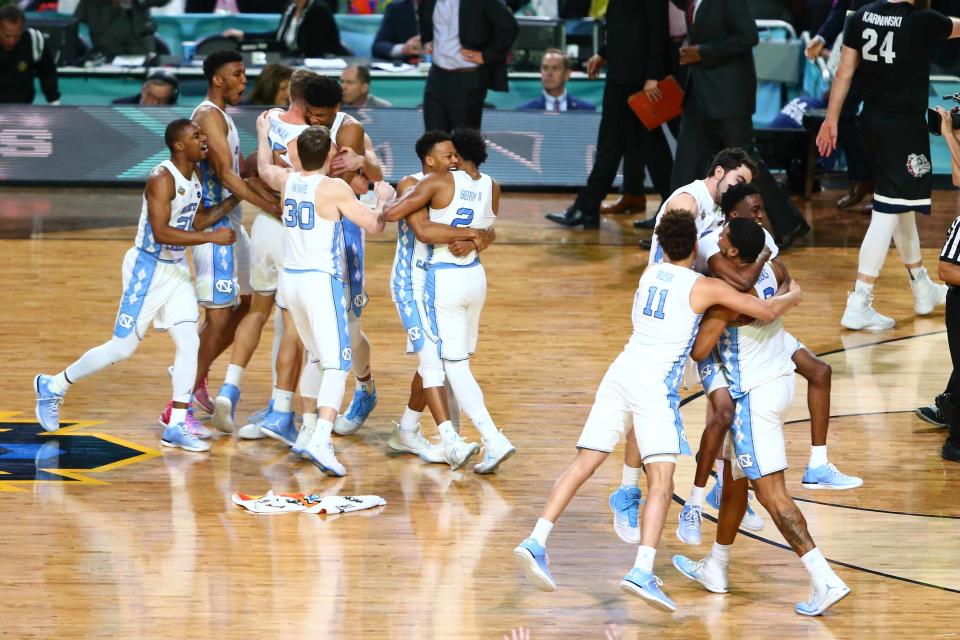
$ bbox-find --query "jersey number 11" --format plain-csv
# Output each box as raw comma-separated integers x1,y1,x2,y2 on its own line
642,286,668,320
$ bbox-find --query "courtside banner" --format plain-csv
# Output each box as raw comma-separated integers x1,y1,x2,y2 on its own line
0,106,613,188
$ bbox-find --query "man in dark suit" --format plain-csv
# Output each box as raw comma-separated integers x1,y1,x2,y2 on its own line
516,49,596,111
111,69,178,105
671,0,808,246
419,0,518,131
546,0,673,228
373,0,421,60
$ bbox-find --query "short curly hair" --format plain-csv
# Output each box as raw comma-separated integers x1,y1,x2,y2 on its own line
303,75,343,108
415,130,453,163
725,217,765,263
451,127,488,166
654,209,697,261
720,182,760,217
705,147,758,180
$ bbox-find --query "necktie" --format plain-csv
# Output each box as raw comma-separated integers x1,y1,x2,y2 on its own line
686,0,696,30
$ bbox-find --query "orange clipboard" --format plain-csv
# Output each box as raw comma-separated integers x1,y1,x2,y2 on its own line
627,76,684,131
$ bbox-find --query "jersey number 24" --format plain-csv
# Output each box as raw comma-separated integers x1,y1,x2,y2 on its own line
862,28,895,64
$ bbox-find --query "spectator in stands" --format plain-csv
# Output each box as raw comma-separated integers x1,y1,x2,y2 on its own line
670,0,809,248
419,0,519,131
74,0,171,58
0,5,60,104
340,64,393,108
185,0,285,12
546,0,671,228
245,63,293,107
516,49,595,111
112,69,179,105
223,0,350,57
372,0,421,60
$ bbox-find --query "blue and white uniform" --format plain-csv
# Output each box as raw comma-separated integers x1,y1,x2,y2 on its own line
577,262,702,459
716,263,797,480
424,170,495,361
251,109,308,294
648,180,723,270
277,172,352,372
114,160,202,340
329,111,368,315
191,99,252,307
391,171,433,353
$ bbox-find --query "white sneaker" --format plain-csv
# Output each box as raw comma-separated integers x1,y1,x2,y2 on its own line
303,431,346,477
387,425,446,463
237,421,267,440
841,289,894,331
910,269,947,315
474,431,516,474
795,575,851,616
440,430,481,471
672,555,729,594
291,420,316,457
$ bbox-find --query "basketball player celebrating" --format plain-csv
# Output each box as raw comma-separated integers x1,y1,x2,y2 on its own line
34,120,239,452
256,117,391,475
817,1,960,330
514,210,803,611
387,131,495,464
300,76,383,436
676,184,862,546
382,128,513,473
177,50,280,421
674,218,851,617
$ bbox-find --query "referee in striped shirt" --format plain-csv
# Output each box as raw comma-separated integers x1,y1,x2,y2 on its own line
937,107,960,462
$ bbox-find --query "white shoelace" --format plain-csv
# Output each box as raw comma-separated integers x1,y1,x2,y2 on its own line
682,506,702,524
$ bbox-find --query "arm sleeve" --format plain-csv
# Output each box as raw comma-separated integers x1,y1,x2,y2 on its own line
644,0,669,80
697,0,760,69
921,10,953,41
940,217,960,264
480,0,519,65
36,38,61,103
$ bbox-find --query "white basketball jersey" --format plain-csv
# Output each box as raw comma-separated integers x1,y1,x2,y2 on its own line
281,172,346,280
429,171,495,266
623,262,704,388
134,160,201,262
391,171,431,302
268,109,308,168
192,100,242,223
648,180,722,269
695,226,779,276
328,111,347,147
717,262,795,397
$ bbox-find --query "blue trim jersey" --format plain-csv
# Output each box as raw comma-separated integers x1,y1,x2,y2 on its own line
391,171,429,304
134,160,201,263
191,100,242,224
267,108,308,169
717,262,796,398
281,172,346,280
428,170,496,266
648,179,722,270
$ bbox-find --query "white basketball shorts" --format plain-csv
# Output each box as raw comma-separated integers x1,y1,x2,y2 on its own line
113,247,199,340
424,260,485,361
725,373,795,481
279,269,352,372
250,212,285,294
193,217,252,308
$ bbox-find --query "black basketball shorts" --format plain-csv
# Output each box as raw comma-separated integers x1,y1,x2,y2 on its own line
859,109,932,215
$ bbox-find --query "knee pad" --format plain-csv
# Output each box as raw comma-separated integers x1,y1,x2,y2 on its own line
417,348,445,388
110,334,140,360
316,368,349,411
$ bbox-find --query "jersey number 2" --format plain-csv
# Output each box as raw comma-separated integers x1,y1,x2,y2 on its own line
862,28,895,64
643,286,668,320
451,207,474,227
283,198,315,230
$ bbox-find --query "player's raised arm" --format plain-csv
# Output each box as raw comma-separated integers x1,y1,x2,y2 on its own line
690,306,739,361
707,244,772,292
331,178,391,234
195,106,280,215
256,111,290,197
146,167,235,246
383,171,445,222
693,276,802,324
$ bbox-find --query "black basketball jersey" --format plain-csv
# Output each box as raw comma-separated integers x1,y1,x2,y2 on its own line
843,0,952,114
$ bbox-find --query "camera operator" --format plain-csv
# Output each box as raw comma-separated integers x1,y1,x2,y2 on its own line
934,104,960,463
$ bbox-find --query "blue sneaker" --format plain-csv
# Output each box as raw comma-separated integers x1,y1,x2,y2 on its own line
801,463,863,490
705,480,722,510
609,485,642,544
706,479,765,532
161,422,211,452
676,503,703,545
248,400,273,426
261,410,297,447
334,386,377,435
33,374,64,432
795,577,851,616
672,555,728,594
513,538,556,592
211,383,241,434
620,568,676,612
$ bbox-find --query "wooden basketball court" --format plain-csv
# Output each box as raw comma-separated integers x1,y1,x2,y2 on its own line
1,187,958,639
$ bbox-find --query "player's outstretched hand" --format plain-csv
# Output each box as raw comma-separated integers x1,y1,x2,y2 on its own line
374,181,396,204
816,119,838,157
210,227,237,245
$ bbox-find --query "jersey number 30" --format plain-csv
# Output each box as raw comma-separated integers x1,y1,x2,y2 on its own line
862,28,895,64
642,286,668,320
283,198,315,230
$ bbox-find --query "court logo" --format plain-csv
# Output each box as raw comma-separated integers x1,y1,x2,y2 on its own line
906,153,931,178
117,313,135,330
215,279,234,294
737,453,754,468
0,414,158,491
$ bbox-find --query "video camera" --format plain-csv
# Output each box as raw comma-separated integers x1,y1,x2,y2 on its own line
927,93,960,135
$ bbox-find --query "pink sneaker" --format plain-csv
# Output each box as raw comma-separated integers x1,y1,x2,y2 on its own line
159,402,213,440
193,374,215,414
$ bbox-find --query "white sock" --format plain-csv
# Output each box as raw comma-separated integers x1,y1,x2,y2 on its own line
687,485,706,508
400,406,422,432
854,280,874,297
907,266,926,282
622,464,641,488
716,459,725,490
274,389,294,413
170,407,188,425
809,445,828,469
634,545,657,573
225,364,244,387
708,542,731,568
437,420,456,441
531,518,553,546
358,378,375,394
50,372,71,396
302,413,318,430
800,547,833,582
